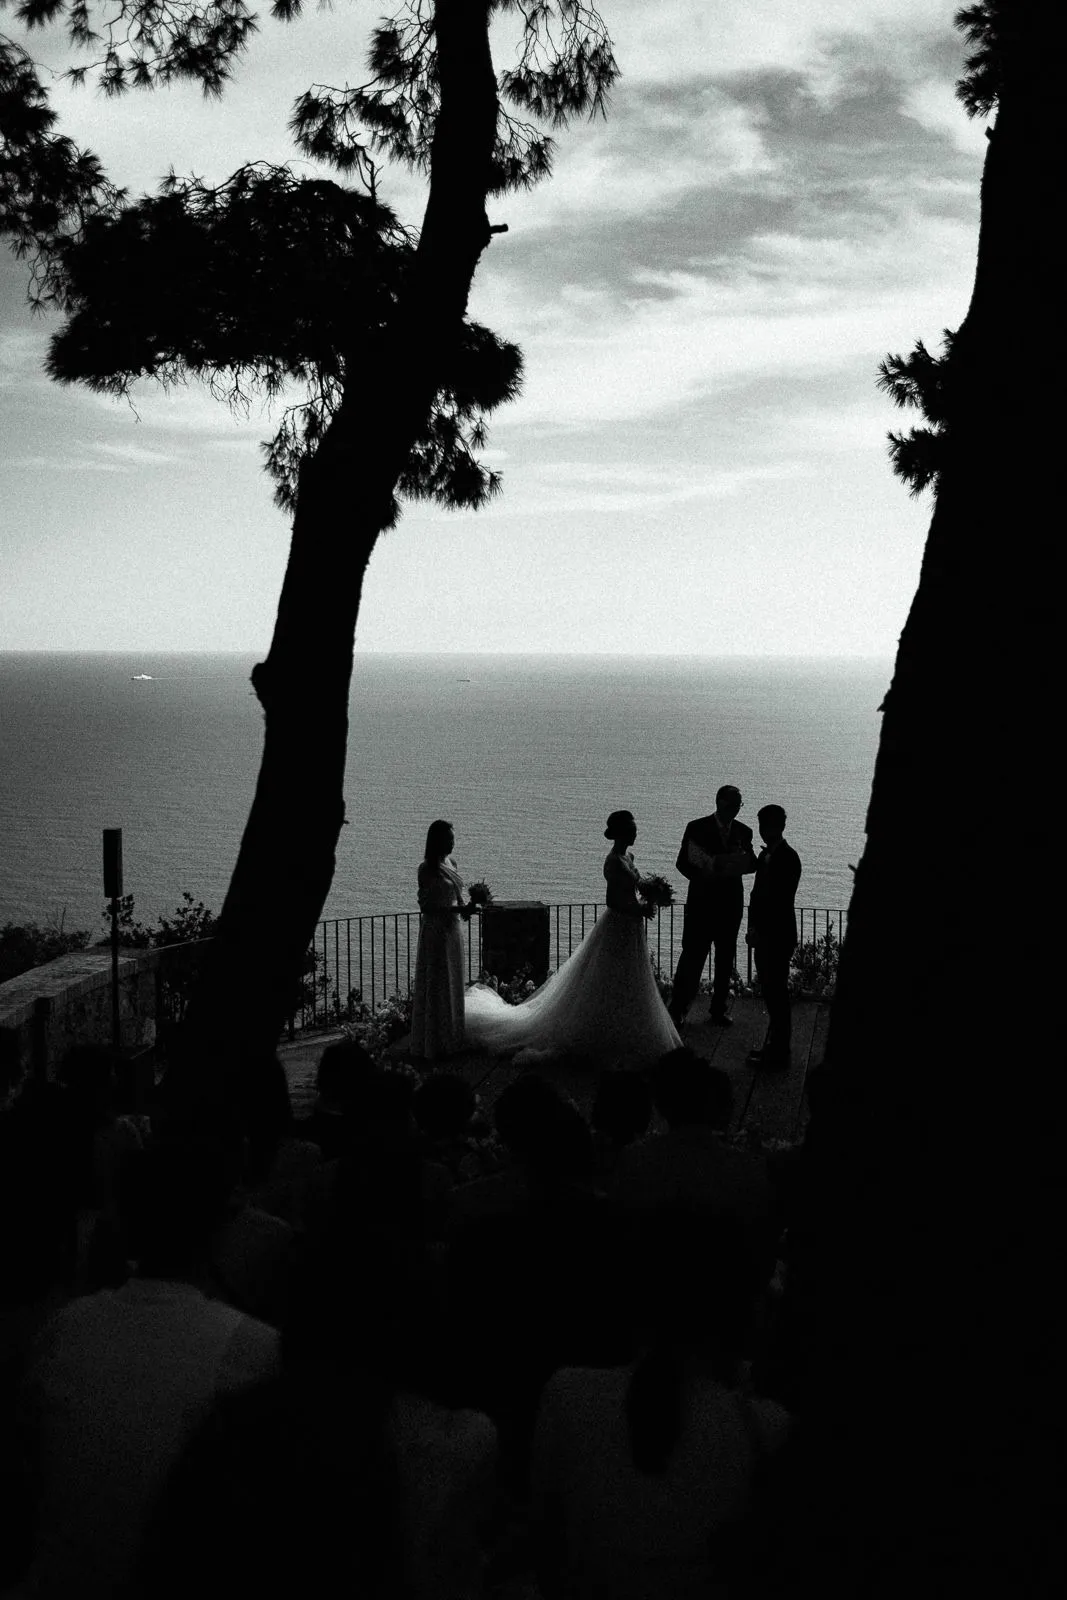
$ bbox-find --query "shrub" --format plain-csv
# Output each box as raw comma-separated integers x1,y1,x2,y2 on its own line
104,892,216,949
789,927,841,1000
0,913,92,984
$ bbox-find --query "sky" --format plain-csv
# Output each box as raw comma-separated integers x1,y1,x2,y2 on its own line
0,0,987,655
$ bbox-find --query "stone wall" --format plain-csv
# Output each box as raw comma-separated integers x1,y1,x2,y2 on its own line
0,943,203,1109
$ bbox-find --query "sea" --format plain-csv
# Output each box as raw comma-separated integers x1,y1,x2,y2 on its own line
0,653,891,938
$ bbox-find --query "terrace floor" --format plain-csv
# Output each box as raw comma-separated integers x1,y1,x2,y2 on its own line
278,995,830,1146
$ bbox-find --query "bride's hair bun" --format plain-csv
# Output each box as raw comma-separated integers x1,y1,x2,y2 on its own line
604,809,634,840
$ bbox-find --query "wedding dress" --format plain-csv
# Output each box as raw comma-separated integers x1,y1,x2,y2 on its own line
463,850,682,1068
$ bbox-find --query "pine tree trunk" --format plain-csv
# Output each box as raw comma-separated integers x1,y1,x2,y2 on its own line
173,1,499,1103
755,8,1059,1590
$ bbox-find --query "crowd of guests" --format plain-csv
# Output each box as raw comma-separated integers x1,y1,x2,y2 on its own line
0,1034,827,1600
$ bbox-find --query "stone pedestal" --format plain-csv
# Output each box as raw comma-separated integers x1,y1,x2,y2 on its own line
480,901,550,985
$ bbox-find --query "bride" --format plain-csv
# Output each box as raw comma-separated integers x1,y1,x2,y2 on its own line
463,811,682,1068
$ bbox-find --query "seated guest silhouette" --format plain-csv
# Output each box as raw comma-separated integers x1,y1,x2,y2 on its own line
669,785,758,1028
610,1050,778,1280
298,1038,377,1162
16,1138,280,1598
528,1206,790,1600
590,1069,654,1185
745,806,802,1071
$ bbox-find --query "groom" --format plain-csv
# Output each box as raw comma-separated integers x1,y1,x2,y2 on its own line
669,784,758,1028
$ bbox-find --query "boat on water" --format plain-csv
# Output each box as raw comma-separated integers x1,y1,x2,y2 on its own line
130,673,154,681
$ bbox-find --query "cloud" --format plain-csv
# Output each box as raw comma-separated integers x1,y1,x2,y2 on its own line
602,0,960,85
482,228,975,430
7,455,125,473
93,441,185,467
481,457,815,517
6,440,182,472
0,328,50,390
0,1,975,654
467,38,982,431
901,78,991,156
77,376,286,441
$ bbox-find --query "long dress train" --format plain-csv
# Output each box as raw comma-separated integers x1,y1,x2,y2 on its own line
410,858,466,1060
463,850,681,1069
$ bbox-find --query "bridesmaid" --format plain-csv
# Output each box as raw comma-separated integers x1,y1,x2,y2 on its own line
410,820,475,1062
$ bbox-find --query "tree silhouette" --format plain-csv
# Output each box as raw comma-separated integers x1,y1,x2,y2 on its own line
2,1,617,1093
749,3,1059,1589
44,162,523,517
876,329,955,497
1,33,121,292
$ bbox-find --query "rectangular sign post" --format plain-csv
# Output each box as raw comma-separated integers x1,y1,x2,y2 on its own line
103,829,123,1051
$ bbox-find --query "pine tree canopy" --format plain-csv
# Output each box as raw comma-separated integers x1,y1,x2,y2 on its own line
954,2,1008,119
290,0,616,194
2,1,616,517
0,35,120,278
45,163,524,517
876,332,956,499
878,3,1008,496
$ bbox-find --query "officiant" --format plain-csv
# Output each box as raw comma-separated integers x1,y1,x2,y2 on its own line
668,784,758,1028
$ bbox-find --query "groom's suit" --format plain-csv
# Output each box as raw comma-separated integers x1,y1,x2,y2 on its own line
747,839,802,1057
671,813,757,1020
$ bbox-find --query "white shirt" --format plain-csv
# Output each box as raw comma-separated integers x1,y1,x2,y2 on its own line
530,1365,789,1600
389,1391,498,1600
19,1277,280,1598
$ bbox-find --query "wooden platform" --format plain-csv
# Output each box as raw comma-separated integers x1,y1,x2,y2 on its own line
278,996,829,1146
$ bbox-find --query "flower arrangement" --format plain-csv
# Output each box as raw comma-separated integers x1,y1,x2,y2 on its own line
477,964,537,1005
722,1125,801,1157
342,989,415,1064
639,873,674,910
419,1086,510,1182
466,880,494,909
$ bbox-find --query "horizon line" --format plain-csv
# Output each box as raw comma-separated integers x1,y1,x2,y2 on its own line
0,648,896,660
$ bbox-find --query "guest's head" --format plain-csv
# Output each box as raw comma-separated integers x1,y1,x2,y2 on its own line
350,1068,417,1142
316,1037,376,1111
493,1073,566,1161
715,785,743,822
529,1098,595,1184
493,1073,594,1182
413,1073,477,1142
651,1048,733,1131
424,819,455,863
604,809,637,846
119,1137,236,1281
757,804,787,845
592,1070,653,1148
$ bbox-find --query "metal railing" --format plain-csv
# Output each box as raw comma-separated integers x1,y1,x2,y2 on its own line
291,901,849,1032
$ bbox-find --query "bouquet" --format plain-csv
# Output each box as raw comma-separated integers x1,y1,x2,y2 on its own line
466,880,494,909
638,873,674,910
